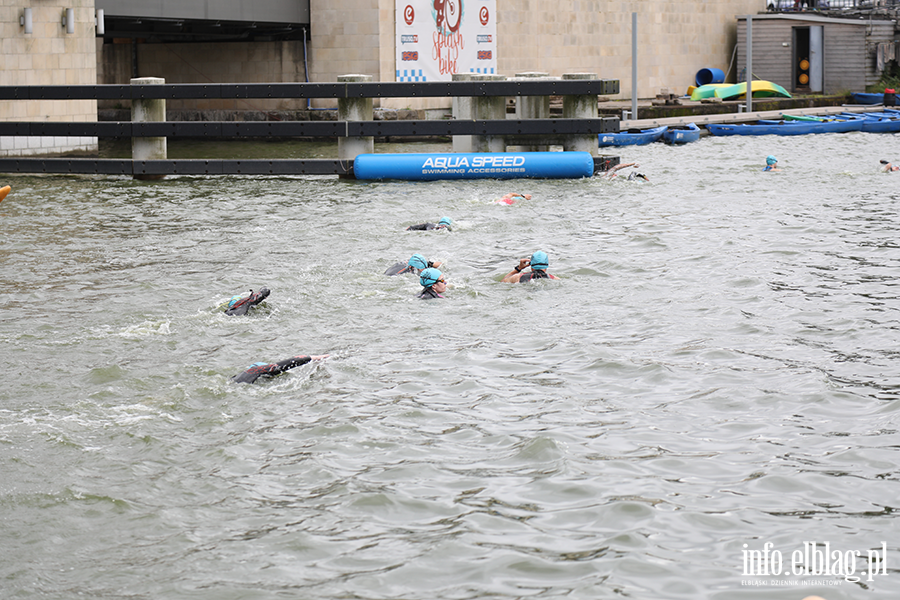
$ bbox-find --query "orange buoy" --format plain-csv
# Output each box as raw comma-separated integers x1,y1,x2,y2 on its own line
0,185,10,203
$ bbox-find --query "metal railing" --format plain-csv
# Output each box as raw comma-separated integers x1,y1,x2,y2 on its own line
0,80,620,177
767,0,900,11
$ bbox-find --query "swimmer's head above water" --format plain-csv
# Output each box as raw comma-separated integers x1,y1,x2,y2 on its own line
408,253,428,271
418,267,447,298
419,267,443,288
529,250,549,272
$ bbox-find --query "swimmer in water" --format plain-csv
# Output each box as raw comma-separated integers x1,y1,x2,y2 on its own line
406,216,453,231
225,288,270,316
495,193,531,205
626,171,649,182
880,159,899,172
417,267,447,299
232,354,329,384
0,185,10,203
501,250,558,283
385,253,442,276
604,162,648,181
763,155,781,172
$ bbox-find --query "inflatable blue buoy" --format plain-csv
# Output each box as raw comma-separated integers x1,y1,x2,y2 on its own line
353,152,595,181
695,68,725,87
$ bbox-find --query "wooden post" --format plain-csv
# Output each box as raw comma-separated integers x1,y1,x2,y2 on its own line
562,73,598,156
338,74,374,176
131,77,166,180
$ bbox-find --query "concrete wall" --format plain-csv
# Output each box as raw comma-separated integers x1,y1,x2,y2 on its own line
0,0,98,156
98,40,310,111
95,0,309,23
307,0,767,109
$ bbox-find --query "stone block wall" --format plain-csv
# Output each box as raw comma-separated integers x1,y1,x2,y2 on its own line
0,0,98,156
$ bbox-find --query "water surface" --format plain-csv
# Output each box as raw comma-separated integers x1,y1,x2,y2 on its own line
1,132,899,599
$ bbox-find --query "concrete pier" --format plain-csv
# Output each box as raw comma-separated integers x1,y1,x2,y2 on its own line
338,74,374,176
512,72,551,152
131,77,167,180
562,73,599,155
470,74,507,153
451,73,475,153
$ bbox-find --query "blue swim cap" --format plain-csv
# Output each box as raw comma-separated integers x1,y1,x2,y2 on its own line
439,216,453,228
227,295,241,308
766,155,777,165
530,251,549,271
419,267,443,287
408,253,428,270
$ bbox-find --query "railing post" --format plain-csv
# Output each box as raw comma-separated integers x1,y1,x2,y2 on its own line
562,73,599,156
451,73,474,152
338,74,374,175
131,77,167,180
470,74,507,153
512,72,551,152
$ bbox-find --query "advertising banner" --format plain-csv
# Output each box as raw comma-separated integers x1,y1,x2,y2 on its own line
395,0,497,82
354,152,595,181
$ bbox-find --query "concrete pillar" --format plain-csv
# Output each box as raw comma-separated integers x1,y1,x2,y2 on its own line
470,74,507,153
451,73,475,153
338,74,374,172
131,77,166,180
513,72,551,152
562,73,598,156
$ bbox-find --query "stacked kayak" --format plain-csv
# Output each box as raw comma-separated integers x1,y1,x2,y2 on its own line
598,126,667,147
841,111,900,133
850,92,886,105
690,80,791,102
713,81,791,101
690,84,732,101
706,115,864,136
662,123,701,144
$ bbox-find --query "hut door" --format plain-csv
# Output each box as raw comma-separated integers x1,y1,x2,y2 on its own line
808,26,823,93
793,26,824,93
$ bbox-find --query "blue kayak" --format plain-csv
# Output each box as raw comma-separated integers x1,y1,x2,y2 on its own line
706,116,864,136
662,123,700,144
598,126,667,147
851,92,886,105
841,112,900,133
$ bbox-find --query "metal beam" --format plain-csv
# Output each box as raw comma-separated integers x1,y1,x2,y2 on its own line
0,80,620,101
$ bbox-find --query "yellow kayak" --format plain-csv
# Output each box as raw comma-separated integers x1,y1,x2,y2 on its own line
0,185,10,203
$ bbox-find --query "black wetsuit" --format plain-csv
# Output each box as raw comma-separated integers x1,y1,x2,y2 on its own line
407,222,438,231
225,288,270,316
518,271,551,282
233,356,313,384
418,287,443,299
385,260,436,276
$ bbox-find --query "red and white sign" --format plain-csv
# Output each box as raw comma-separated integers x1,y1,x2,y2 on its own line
395,0,497,82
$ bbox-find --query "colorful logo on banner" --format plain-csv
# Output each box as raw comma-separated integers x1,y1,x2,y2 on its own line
395,0,497,82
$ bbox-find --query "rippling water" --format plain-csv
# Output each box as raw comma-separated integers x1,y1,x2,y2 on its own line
2,132,899,600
